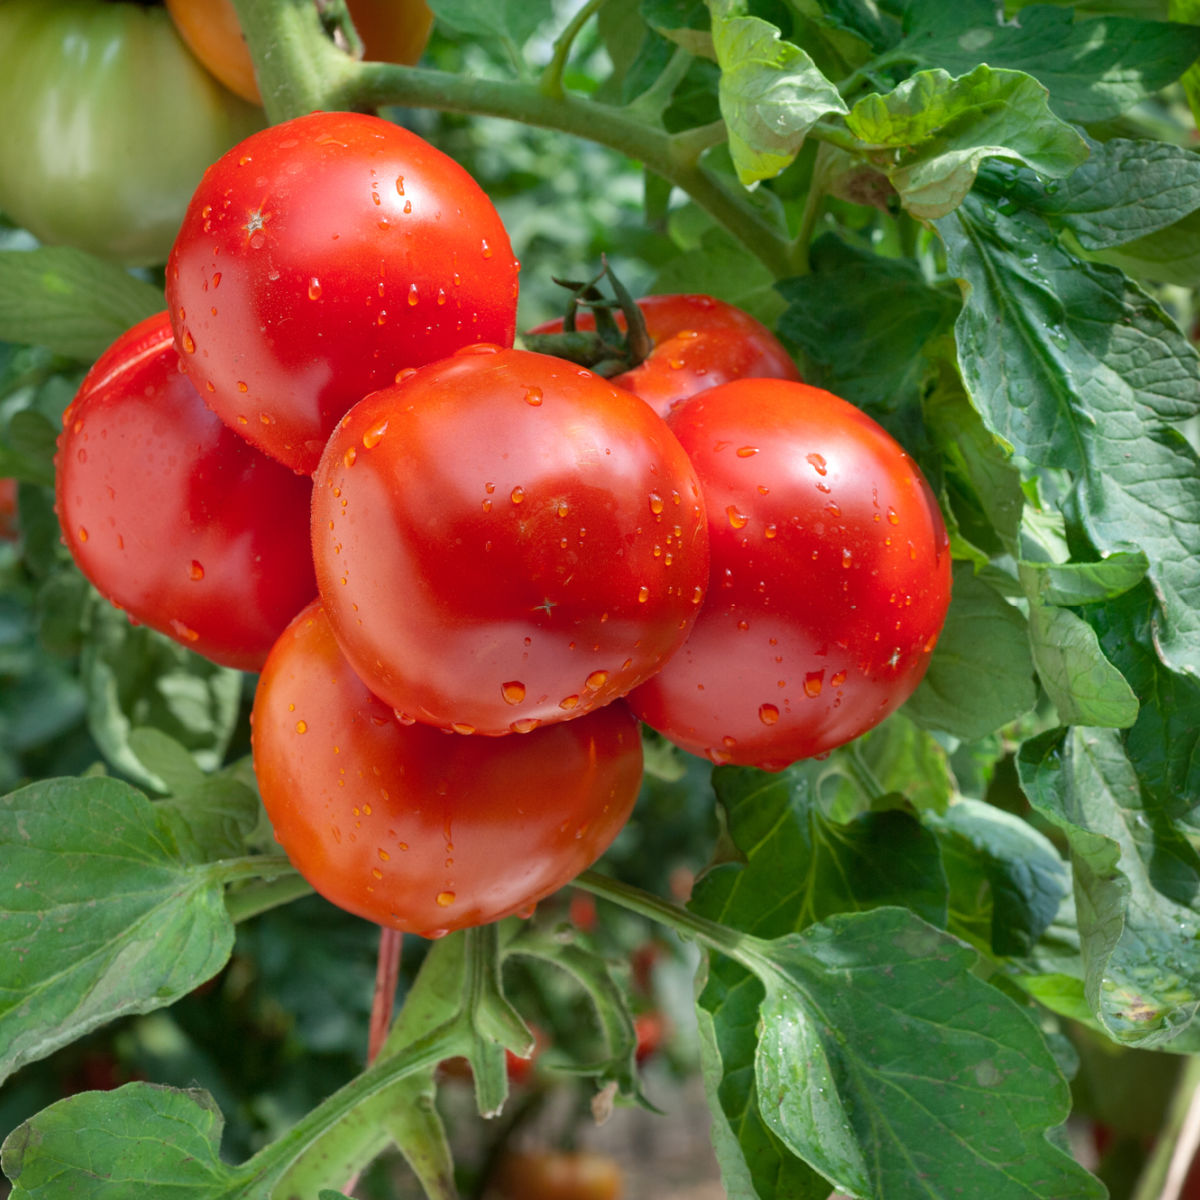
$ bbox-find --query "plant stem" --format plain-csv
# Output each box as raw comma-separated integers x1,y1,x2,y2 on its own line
224,871,313,924
574,869,751,961
540,0,608,100
1133,1055,1200,1200
367,927,404,1064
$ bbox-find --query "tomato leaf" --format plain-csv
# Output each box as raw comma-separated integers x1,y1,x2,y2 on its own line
1,1083,235,1198
845,66,1087,220
1020,553,1150,607
0,777,236,1086
938,195,1200,682
710,9,847,185
904,564,1038,741
898,0,1200,122
927,798,1070,957
745,909,1103,1199
0,248,161,361
1019,726,1200,1047
80,597,242,792
691,759,949,1197
777,233,959,431
424,0,552,51
1025,603,1140,729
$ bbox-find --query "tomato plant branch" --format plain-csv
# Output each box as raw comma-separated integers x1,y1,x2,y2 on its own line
224,872,314,924
574,870,751,961
540,0,608,100
367,927,404,1064
1132,1054,1200,1200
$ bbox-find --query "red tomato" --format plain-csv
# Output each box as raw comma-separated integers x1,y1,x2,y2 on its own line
311,346,710,735
528,293,801,420
627,379,951,769
55,312,317,671
493,1150,624,1200
634,1010,666,1064
251,601,644,936
166,111,519,475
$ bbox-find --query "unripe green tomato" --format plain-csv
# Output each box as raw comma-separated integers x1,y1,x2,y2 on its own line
0,0,263,265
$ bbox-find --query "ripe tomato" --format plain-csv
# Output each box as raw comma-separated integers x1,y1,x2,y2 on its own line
311,345,710,735
627,379,951,769
167,111,519,475
493,1149,624,1200
528,293,801,420
55,312,317,671
0,0,262,266
165,0,434,106
251,601,644,936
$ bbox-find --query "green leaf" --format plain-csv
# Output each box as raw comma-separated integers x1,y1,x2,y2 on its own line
710,11,847,185
424,0,552,48
1020,553,1150,606
846,66,1088,219
0,777,235,1085
1027,603,1140,728
904,564,1038,741
746,910,1102,1199
1088,583,1200,817
1172,0,1200,124
900,0,1200,123
0,248,161,360
644,0,714,57
692,759,949,1199
1,1084,235,1198
776,233,959,426
928,798,1071,957
938,194,1200,681
1012,138,1200,250
80,596,242,791
1019,726,1200,1047
1084,211,1200,286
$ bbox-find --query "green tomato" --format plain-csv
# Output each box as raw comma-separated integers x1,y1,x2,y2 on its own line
0,0,263,266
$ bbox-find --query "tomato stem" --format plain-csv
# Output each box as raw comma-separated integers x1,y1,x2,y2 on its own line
223,870,314,924
540,0,608,101
367,927,404,1065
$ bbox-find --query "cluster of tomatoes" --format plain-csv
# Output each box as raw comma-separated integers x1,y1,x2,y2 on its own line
54,109,951,938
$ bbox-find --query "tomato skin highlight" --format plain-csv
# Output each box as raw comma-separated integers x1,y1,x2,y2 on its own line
311,346,710,735
529,293,801,420
0,0,262,266
627,378,952,769
251,601,644,936
166,111,520,475
54,312,317,671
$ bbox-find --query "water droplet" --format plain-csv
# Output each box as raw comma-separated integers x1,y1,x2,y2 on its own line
394,709,417,725
377,310,388,325
841,549,852,568
181,330,196,354
511,717,539,733
482,498,493,513
831,670,847,687
806,452,827,476
637,585,650,603
189,561,205,581
649,492,664,514
691,585,704,605
407,283,419,307
77,526,89,543
511,486,525,504
362,419,389,449
452,722,475,735
502,680,526,705
344,446,357,468
585,670,608,691
726,505,748,529
436,891,456,907
308,277,322,300
481,239,493,259
804,671,824,698
887,507,899,525
758,703,780,725
764,524,778,539
295,720,308,733
560,694,580,710
736,446,758,458
524,386,543,406
378,848,390,862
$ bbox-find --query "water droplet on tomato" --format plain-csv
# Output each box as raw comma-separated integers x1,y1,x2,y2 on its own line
637,585,650,603
524,386,543,406
481,239,493,259
502,681,526,705
585,670,608,691
344,446,357,468
511,717,539,733
181,331,196,355
560,695,580,710
831,670,847,687
77,526,88,543
395,175,405,195
758,703,780,725
436,891,457,907
452,722,475,735
362,419,389,449
804,671,824,698
511,486,525,504
189,561,205,581
841,549,852,568
736,446,759,458
295,720,308,733
726,505,748,529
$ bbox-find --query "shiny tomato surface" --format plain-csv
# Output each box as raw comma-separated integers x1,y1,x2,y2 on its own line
311,346,710,735
493,1150,624,1200
251,601,644,936
529,293,801,419
55,312,317,671
627,379,951,769
167,111,519,474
